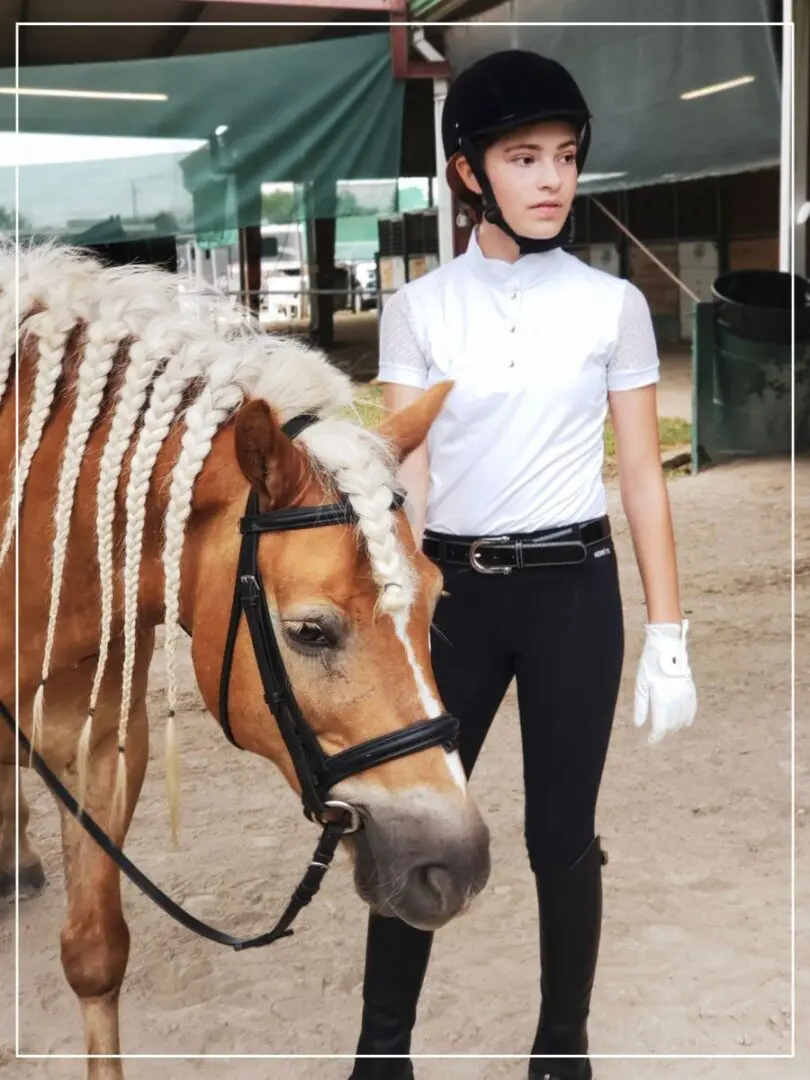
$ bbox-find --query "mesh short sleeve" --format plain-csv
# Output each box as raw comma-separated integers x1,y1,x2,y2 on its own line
376,288,430,390
606,282,661,392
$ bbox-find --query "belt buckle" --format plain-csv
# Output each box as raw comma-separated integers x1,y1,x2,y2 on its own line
469,535,513,575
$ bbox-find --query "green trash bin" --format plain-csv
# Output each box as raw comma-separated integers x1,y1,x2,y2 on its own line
707,269,810,457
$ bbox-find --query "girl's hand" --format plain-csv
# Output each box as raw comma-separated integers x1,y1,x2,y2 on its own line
633,620,698,745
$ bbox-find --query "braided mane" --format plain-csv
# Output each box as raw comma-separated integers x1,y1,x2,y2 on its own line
0,241,413,825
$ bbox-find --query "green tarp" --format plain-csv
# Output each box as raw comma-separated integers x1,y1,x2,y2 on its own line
0,32,404,245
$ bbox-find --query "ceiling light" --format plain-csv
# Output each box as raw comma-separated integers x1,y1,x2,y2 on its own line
0,87,168,102
578,171,628,184
680,75,755,101
215,124,229,136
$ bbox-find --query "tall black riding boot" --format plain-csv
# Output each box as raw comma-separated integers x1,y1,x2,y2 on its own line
528,836,606,1080
347,912,434,1080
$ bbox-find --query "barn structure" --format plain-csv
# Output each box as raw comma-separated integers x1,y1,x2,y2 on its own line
2,0,808,462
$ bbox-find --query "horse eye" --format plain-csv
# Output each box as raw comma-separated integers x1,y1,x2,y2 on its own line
285,621,333,650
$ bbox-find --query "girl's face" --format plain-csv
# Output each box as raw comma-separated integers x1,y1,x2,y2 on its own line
456,119,580,242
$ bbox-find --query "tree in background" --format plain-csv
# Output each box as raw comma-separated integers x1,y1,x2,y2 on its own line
0,207,34,235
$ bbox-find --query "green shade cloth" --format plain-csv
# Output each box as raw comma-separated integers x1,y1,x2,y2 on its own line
1,32,404,245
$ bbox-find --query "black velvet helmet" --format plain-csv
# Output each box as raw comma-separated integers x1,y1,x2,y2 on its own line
442,50,592,255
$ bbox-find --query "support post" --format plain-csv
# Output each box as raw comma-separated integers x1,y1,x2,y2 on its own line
236,170,262,319
433,77,454,266
779,0,794,271
794,0,809,277
305,180,337,350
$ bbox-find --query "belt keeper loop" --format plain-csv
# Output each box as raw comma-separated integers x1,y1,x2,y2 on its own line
516,538,524,570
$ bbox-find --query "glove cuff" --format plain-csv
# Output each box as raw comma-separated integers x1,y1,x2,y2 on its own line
645,618,689,643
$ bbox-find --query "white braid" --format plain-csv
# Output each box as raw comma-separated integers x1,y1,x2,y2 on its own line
301,419,415,617
75,275,192,811
32,315,122,751
117,340,214,780
0,299,14,407
0,310,73,571
162,357,247,709
160,351,249,838
0,247,106,569
79,337,164,809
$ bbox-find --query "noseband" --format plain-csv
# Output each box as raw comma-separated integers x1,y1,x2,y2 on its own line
217,413,459,831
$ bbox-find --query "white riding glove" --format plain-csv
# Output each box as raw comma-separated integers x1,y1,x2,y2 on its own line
633,619,697,745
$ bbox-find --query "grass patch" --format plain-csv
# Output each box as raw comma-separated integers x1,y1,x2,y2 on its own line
604,415,691,457
348,382,384,429
350,383,692,463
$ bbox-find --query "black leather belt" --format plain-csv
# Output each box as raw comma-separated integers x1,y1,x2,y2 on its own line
422,516,611,574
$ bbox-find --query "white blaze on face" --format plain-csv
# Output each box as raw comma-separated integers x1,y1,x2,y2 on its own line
392,609,467,795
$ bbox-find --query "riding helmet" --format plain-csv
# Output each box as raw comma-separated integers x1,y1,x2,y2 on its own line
441,50,592,254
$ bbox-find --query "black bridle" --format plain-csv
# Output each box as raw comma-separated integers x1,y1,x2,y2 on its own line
218,413,459,828
0,413,459,950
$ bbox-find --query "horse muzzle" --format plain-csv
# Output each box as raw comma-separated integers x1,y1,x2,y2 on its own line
345,787,492,931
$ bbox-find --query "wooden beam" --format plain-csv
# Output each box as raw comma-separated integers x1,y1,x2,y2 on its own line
390,11,410,78
390,11,451,80
17,0,30,67
153,1,208,57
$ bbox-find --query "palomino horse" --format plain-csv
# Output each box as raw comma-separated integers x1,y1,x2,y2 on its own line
0,243,490,1075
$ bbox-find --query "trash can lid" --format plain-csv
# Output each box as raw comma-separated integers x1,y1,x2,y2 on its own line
712,270,810,346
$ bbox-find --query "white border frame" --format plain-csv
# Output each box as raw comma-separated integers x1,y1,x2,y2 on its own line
12,12,797,1065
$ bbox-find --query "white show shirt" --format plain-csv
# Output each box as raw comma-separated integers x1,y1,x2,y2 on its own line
376,229,660,536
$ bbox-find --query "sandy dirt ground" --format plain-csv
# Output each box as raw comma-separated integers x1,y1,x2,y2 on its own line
1,365,806,1080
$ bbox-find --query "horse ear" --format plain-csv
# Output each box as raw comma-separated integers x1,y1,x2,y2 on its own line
376,381,454,465
234,400,309,508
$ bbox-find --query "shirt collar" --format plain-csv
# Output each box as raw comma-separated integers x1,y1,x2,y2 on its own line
463,227,566,292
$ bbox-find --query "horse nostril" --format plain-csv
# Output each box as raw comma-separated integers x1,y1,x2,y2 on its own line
414,864,455,910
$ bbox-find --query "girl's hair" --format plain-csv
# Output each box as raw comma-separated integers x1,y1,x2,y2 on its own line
444,145,490,223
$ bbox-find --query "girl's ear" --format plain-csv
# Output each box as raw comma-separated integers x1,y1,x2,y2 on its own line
452,153,484,196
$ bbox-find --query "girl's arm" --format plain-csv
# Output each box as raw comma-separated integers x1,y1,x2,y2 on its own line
608,383,682,623
609,381,697,745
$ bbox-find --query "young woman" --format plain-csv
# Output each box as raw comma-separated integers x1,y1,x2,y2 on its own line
348,50,698,1080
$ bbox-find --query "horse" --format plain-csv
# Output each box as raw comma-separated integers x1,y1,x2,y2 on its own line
0,242,490,1077
0,763,46,898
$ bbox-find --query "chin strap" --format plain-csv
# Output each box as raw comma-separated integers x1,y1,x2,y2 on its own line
483,203,575,255
459,124,589,256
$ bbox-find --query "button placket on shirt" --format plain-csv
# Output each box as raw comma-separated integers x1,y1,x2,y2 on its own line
506,282,520,367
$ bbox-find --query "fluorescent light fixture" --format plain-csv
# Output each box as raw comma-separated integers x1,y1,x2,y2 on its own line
2,132,205,167
680,75,755,101
798,201,810,226
578,171,627,184
0,87,167,102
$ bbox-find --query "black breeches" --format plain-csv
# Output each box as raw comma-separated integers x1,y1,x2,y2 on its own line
429,540,624,874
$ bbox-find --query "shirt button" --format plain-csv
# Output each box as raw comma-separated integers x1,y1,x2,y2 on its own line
510,291,517,300
509,325,515,333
